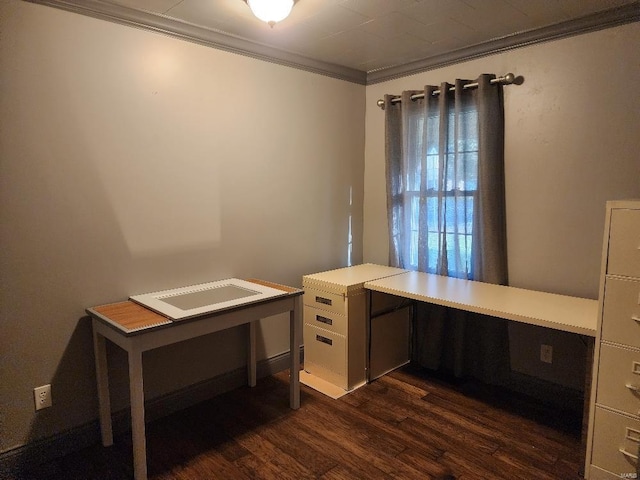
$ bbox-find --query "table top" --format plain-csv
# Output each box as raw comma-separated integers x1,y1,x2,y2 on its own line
365,271,598,336
87,278,302,336
302,263,408,294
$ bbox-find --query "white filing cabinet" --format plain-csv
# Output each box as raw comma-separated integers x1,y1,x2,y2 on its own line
587,200,640,479
301,263,408,395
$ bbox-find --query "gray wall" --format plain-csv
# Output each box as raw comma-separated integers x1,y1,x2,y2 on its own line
2,0,639,459
0,0,365,454
364,22,640,390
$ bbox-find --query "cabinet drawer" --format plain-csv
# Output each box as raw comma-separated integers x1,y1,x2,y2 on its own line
602,277,640,348
303,287,346,315
589,464,628,479
303,325,346,379
596,343,640,417
608,208,640,278
303,305,346,336
591,407,640,476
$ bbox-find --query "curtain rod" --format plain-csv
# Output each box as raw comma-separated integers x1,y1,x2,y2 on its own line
376,73,516,109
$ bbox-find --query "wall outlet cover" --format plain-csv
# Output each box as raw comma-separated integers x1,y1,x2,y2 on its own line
540,344,553,364
34,384,52,410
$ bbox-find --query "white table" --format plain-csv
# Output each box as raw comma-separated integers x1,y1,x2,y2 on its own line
87,279,303,480
364,270,597,336
365,270,598,477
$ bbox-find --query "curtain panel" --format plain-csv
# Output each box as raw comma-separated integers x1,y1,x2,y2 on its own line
384,74,510,385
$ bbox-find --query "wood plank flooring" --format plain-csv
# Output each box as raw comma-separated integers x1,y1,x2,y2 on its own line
15,366,584,479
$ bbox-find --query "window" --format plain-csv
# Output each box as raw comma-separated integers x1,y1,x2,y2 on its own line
397,100,478,278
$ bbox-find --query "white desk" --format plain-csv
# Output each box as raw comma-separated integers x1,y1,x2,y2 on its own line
87,279,303,480
364,270,597,337
365,270,598,477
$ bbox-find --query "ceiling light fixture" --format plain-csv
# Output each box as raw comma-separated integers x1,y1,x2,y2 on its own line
245,0,295,28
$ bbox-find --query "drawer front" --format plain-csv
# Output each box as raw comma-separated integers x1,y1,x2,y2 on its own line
608,208,640,278
303,287,346,315
303,325,346,379
602,277,640,348
589,464,627,479
596,343,640,417
304,305,346,336
591,407,640,475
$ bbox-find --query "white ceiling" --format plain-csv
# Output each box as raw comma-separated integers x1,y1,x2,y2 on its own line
32,0,640,83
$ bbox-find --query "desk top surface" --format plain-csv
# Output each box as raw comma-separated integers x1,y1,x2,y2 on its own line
87,279,302,336
365,271,598,336
303,263,408,293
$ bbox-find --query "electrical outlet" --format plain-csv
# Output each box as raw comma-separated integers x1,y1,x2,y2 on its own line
540,344,553,364
34,384,52,411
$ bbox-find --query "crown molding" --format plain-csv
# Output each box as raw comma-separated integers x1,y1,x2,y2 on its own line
24,0,640,86
24,0,368,85
367,2,640,84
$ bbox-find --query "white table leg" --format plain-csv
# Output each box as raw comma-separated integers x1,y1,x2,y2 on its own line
92,324,113,446
289,295,302,409
128,348,147,480
248,321,257,387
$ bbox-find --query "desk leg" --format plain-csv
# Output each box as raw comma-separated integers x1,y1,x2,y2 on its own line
248,321,257,387
581,336,595,478
92,325,113,447
365,290,372,383
289,295,301,409
128,348,147,480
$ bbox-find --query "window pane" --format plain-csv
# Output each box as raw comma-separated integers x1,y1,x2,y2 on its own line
427,231,439,273
460,152,478,190
426,196,438,233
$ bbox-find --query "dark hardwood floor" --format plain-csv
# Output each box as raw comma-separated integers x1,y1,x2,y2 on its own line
16,366,584,479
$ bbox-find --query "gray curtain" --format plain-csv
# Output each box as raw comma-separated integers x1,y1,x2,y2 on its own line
384,74,510,385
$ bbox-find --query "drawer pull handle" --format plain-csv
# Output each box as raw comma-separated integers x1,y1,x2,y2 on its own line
316,296,332,306
619,447,639,461
316,315,333,326
627,383,640,392
316,335,333,346
633,315,640,324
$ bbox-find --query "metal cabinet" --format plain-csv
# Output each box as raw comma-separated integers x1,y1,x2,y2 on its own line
301,263,408,396
587,201,640,479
